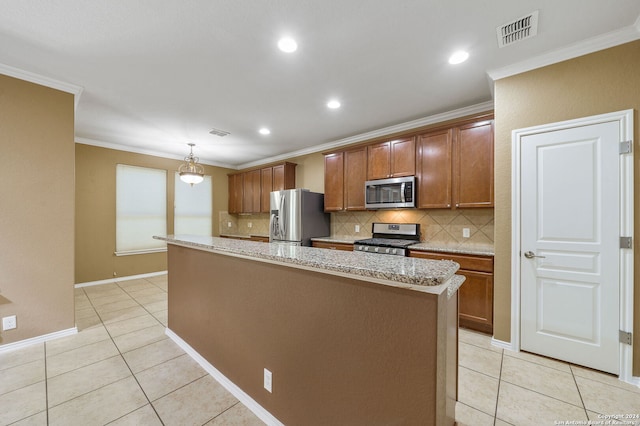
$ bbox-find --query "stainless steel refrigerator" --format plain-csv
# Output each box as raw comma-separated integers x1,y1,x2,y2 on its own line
269,189,330,246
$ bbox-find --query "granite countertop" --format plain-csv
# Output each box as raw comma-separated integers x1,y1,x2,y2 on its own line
220,233,270,239
311,236,494,256
156,235,463,296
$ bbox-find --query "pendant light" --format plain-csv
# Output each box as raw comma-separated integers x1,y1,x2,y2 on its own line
178,143,204,186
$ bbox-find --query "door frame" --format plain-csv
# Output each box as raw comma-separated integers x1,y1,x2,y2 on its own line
509,109,635,384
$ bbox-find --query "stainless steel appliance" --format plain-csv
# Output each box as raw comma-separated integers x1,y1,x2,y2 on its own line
354,222,420,256
270,189,331,246
364,176,416,209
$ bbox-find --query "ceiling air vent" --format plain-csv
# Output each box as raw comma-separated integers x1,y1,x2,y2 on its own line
497,10,539,48
209,127,230,137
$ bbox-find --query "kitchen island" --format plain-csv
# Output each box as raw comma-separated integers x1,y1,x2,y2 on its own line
156,235,463,426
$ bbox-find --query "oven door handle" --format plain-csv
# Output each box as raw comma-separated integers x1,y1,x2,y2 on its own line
400,182,406,203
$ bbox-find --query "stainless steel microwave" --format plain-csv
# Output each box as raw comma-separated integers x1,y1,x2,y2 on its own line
365,176,415,209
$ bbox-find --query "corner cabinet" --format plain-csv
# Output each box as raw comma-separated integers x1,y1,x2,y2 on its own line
323,147,367,212
416,119,494,209
409,250,494,334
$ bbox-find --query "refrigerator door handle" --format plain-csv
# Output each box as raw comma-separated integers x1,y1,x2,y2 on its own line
270,212,279,240
279,194,287,237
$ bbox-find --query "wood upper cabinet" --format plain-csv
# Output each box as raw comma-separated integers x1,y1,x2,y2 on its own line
242,169,261,213
272,162,296,192
367,137,415,180
344,147,367,210
416,129,453,209
260,167,273,213
416,119,494,209
228,162,296,215
323,148,367,212
454,121,494,208
323,152,344,211
228,173,243,214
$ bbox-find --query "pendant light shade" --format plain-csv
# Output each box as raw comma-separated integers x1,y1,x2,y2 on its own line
179,143,204,186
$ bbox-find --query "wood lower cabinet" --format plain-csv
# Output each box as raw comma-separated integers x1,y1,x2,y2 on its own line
311,241,354,251
409,250,494,334
367,137,415,180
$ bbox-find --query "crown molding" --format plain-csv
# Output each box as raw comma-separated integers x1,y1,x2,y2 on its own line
75,137,236,169
237,100,495,170
0,62,84,110
487,14,640,81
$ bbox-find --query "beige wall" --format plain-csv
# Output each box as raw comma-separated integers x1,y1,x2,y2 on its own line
0,75,75,345
75,144,235,283
289,152,325,193
494,40,640,373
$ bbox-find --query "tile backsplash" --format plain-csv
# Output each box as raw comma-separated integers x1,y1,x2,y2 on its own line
220,209,494,247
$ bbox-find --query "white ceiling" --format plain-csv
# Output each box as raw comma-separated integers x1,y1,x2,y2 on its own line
1,1,639,169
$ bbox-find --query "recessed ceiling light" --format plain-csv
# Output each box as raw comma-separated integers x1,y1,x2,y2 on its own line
327,100,341,109
259,128,271,135
277,37,297,53
448,50,469,65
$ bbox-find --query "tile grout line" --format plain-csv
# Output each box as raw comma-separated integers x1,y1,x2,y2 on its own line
87,283,167,426
569,364,590,421
492,349,504,425
43,341,49,425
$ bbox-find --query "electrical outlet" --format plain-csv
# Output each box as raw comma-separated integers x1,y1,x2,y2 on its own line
227,221,232,228
264,368,272,393
2,315,16,331
248,222,253,228
355,225,360,233
462,228,470,238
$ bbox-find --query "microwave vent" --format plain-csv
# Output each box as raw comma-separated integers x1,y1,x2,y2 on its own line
497,10,539,48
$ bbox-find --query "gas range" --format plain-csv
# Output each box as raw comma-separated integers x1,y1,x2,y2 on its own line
354,223,420,256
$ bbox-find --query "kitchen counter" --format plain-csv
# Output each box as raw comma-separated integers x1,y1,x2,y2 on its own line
159,234,459,425
156,235,462,296
311,236,495,257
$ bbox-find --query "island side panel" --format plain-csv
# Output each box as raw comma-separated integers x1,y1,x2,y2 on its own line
168,244,452,425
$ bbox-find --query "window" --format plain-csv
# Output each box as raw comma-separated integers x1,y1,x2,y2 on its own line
174,173,212,236
115,164,167,255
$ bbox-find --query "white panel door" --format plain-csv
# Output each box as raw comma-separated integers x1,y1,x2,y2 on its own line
520,120,620,374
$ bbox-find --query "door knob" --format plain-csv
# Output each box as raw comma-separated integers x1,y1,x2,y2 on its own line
524,251,545,259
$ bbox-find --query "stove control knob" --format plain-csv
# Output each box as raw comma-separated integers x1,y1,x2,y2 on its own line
385,248,390,254
392,249,397,255
364,246,369,251
374,247,379,253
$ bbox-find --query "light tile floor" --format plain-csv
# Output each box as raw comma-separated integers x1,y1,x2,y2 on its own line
1,274,639,425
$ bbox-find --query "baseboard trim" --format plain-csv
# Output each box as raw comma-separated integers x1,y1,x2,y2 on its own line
165,328,284,426
75,271,168,288
491,337,516,352
0,327,77,354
